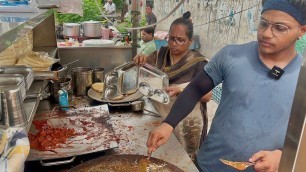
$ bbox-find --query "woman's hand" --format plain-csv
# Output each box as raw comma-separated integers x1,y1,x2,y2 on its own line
249,150,282,172
133,54,147,66
146,123,174,155
164,86,182,97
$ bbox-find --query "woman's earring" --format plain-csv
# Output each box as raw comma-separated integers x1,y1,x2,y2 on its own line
297,36,301,40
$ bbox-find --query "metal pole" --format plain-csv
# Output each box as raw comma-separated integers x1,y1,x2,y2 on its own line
279,47,306,172
131,0,140,57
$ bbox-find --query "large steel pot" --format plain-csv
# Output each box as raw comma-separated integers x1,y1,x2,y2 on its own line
82,21,102,37
63,23,81,37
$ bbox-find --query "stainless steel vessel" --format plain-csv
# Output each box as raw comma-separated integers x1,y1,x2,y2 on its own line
71,67,93,96
138,64,170,104
0,85,27,127
0,74,26,101
0,66,34,90
82,21,102,37
93,67,104,83
63,23,81,37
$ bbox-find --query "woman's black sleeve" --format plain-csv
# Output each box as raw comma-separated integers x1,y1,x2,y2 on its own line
163,70,215,128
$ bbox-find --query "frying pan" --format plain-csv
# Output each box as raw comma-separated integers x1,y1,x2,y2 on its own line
68,154,184,172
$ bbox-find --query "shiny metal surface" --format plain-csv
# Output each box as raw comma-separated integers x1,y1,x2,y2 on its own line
104,85,119,100
0,85,27,127
116,62,138,94
93,67,104,83
27,105,119,161
279,48,306,172
0,9,54,53
88,88,143,103
34,97,198,172
48,77,72,102
57,47,132,73
34,71,59,80
71,67,93,96
105,71,118,86
138,64,170,104
0,74,26,100
63,23,80,37
82,21,102,37
1,66,34,90
24,81,45,132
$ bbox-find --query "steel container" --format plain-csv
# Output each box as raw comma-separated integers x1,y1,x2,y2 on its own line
1,66,34,90
93,67,104,83
63,23,81,37
0,85,27,127
71,67,93,96
0,74,26,101
82,21,102,37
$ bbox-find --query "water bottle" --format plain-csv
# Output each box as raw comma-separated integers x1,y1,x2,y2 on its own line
58,89,69,110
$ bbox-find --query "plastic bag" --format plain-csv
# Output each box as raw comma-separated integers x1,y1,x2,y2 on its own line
58,0,83,16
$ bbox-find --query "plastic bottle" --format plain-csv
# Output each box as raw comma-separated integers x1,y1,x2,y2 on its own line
58,89,69,110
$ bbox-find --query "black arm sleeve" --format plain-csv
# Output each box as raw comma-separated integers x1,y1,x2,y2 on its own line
163,70,215,128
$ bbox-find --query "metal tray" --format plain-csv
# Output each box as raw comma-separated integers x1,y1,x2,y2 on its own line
0,74,26,101
0,66,34,90
104,62,139,100
27,105,119,163
138,64,170,104
88,88,143,103
117,62,138,94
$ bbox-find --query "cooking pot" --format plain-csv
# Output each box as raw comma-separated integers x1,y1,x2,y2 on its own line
45,77,72,102
51,62,67,78
63,23,81,37
82,21,102,37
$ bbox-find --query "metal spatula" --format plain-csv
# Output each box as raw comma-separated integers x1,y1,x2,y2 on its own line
220,159,255,171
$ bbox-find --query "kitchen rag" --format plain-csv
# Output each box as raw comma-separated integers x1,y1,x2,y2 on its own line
0,127,30,172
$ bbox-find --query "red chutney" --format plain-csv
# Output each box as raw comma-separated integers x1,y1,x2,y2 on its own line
29,120,76,151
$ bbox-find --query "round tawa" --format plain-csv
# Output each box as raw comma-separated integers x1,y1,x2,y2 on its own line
68,154,184,172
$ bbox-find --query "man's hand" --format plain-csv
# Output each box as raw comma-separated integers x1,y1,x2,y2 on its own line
249,150,282,172
146,123,174,155
164,86,182,97
133,54,147,66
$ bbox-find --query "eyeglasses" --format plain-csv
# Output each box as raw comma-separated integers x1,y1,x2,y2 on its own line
166,36,186,45
258,19,290,37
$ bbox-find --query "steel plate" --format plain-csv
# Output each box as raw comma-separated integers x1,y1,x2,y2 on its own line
87,88,143,103
27,105,119,161
68,154,184,172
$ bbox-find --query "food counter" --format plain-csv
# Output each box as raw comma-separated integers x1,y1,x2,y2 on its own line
25,96,199,172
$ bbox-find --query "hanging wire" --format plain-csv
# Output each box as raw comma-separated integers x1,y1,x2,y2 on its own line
95,0,185,30
194,3,261,28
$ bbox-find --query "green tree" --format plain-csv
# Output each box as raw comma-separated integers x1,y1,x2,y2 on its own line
55,0,103,24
